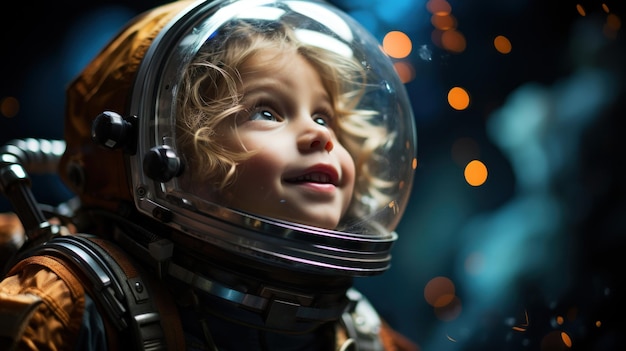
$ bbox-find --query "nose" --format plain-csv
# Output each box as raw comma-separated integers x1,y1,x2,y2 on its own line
310,139,333,152
297,118,334,153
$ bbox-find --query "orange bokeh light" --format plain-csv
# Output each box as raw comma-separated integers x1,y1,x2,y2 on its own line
464,160,488,186
494,35,512,54
383,31,412,59
448,86,470,110
561,332,572,348
441,29,466,53
1,96,20,118
393,61,415,83
424,276,455,307
431,13,456,30
426,0,451,15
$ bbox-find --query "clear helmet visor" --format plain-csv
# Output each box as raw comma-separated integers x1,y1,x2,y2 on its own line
128,0,417,276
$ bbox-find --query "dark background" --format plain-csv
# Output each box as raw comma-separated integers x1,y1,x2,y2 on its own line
1,1,625,350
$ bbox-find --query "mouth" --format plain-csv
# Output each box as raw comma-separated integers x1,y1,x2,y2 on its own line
284,165,339,186
286,172,334,184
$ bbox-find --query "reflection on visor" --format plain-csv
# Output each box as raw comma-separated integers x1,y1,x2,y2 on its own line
295,29,353,57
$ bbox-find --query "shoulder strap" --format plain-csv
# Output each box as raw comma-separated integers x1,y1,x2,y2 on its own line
17,234,184,351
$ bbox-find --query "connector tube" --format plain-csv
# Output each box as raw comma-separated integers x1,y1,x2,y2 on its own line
0,162,46,237
0,139,66,240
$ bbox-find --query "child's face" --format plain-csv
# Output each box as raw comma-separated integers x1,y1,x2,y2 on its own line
218,49,356,229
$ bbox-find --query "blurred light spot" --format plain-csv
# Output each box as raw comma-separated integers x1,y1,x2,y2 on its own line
431,29,443,48
431,13,456,30
424,276,455,306
426,0,464,54
576,4,586,16
602,3,609,13
446,334,457,342
541,330,572,350
604,13,621,38
606,14,621,30
556,315,564,325
441,29,466,53
511,310,529,331
434,293,455,308
464,252,484,275
393,61,415,83
426,0,451,15
434,296,462,321
1,96,19,118
412,157,418,170
561,332,572,348
595,320,602,327
398,180,405,190
447,86,470,110
464,160,488,186
417,44,433,61
383,31,412,59
451,137,480,166
494,35,512,54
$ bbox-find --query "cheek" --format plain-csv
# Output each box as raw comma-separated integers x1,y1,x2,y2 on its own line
338,148,356,186
242,161,270,182
339,149,356,216
234,151,282,188
220,159,274,209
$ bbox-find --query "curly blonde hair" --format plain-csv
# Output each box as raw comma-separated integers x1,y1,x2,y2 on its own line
176,20,394,227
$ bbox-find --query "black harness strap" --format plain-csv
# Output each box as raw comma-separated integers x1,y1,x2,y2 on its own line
22,234,171,351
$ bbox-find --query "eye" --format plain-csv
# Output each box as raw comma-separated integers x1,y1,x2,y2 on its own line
313,116,328,126
312,110,334,128
249,109,279,122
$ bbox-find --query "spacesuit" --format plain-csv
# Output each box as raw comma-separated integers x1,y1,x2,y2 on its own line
0,1,418,350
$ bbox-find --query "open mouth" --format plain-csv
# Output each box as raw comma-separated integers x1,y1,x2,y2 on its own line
285,172,334,184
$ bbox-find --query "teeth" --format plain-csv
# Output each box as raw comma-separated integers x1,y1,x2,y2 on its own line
293,172,330,183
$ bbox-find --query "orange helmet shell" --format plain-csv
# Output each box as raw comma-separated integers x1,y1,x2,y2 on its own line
59,1,195,211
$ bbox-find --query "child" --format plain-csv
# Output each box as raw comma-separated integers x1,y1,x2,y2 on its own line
176,19,391,231
0,1,418,350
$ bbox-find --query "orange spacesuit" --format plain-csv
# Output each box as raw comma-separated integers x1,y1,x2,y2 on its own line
0,1,419,350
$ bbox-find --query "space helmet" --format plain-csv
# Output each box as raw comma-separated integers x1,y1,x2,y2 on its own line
61,0,417,281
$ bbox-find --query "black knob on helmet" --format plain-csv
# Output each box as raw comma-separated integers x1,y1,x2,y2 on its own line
91,111,137,153
143,145,184,183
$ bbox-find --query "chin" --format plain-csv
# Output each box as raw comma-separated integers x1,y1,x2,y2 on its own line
258,207,341,230
297,216,340,231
